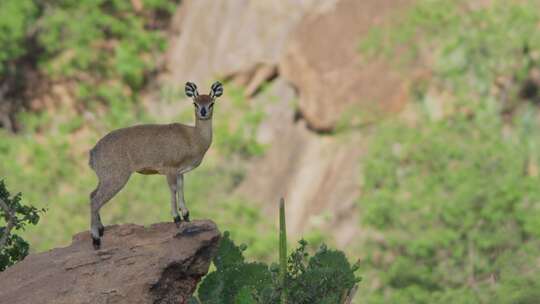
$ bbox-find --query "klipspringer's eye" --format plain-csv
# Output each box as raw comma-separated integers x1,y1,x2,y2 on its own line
209,102,214,109
193,103,199,108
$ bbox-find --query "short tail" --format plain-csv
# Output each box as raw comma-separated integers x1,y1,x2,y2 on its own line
89,147,96,170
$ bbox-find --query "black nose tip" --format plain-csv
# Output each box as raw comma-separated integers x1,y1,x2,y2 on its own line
200,108,207,116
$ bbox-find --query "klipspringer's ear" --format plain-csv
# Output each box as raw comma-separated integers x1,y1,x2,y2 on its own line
185,82,199,98
209,81,223,99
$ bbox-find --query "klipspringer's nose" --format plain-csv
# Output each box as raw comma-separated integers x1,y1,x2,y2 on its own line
200,107,207,117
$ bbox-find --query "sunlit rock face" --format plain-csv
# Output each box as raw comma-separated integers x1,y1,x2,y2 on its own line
280,0,412,132
164,0,335,86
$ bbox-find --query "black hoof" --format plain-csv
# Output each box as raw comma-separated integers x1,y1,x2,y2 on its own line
92,237,101,250
174,215,182,227
98,226,105,237
183,211,190,222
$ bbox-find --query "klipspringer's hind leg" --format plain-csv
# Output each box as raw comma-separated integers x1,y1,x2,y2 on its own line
90,185,104,236
90,173,131,249
90,184,103,248
97,214,104,237
177,174,190,222
90,198,102,250
167,174,181,226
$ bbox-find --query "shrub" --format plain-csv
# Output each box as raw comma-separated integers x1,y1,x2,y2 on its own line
360,114,540,303
0,180,45,271
0,0,179,107
360,0,540,111
194,202,361,304
0,0,39,74
196,233,360,304
358,1,540,302
37,0,178,104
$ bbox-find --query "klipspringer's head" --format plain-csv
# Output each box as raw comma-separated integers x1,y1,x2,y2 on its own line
185,81,223,120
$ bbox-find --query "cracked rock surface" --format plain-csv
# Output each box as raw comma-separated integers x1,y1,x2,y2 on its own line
0,220,220,304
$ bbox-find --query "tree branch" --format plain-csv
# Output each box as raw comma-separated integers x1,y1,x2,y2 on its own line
0,197,16,250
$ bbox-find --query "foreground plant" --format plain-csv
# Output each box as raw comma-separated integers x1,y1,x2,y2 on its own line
192,199,360,304
0,179,45,271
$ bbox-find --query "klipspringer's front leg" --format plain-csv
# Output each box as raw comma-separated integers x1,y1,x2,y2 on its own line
177,174,190,222
166,174,181,226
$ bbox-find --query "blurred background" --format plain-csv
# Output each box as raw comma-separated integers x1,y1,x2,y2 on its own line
1,0,540,302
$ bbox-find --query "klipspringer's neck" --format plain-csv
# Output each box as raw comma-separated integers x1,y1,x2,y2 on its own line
195,117,213,149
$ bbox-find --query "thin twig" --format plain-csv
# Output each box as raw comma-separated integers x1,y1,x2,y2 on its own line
0,197,16,250
342,284,358,304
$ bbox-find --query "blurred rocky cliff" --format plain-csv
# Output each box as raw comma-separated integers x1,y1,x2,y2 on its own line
152,0,414,247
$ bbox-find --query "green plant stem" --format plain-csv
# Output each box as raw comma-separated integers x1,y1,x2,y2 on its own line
279,198,287,304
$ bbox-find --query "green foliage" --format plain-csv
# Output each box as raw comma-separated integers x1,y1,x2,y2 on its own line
358,1,540,302
361,114,540,303
196,222,360,303
361,0,540,109
198,232,273,304
0,0,39,74
0,180,45,271
286,242,360,304
38,0,174,101
37,0,177,104
0,0,177,105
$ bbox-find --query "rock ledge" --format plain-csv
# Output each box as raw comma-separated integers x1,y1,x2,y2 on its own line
0,220,220,304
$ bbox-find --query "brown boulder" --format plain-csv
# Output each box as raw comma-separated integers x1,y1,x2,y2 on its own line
280,0,412,131
0,220,220,304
